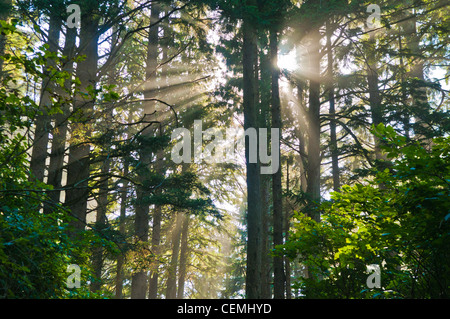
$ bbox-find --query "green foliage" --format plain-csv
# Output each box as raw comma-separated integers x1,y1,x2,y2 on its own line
0,21,110,299
279,125,449,298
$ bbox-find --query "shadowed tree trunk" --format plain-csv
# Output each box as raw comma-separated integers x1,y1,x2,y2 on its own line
270,28,285,299
306,25,321,223
367,31,384,163
44,26,77,215
115,162,129,299
242,0,262,299
30,12,61,183
284,157,292,298
131,3,161,299
326,19,340,192
65,5,99,236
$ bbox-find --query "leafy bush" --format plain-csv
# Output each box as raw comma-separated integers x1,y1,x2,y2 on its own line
0,21,105,298
280,125,449,298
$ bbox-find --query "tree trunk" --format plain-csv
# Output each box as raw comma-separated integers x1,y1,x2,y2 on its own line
90,162,109,293
166,212,184,299
258,48,270,299
44,26,77,215
404,14,431,146
148,6,169,298
296,82,308,193
115,162,129,299
270,28,285,299
177,213,190,299
131,4,160,299
284,158,292,299
326,20,340,192
367,32,384,163
242,0,262,298
260,174,271,298
91,114,113,293
30,13,61,183
306,26,321,223
65,7,99,235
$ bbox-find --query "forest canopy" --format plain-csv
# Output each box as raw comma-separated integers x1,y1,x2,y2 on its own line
0,0,448,299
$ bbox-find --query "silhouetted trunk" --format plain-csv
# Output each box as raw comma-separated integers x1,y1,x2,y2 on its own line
296,81,308,193
256,44,270,299
326,20,340,192
242,0,262,298
270,28,285,299
260,174,271,298
284,158,291,298
306,26,321,223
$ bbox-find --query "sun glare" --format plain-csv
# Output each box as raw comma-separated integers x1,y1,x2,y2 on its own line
277,49,298,72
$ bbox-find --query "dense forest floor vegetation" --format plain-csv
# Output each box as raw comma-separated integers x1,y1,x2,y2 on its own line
0,0,449,299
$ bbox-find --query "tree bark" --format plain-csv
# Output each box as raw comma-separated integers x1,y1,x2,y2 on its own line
30,13,61,183
177,213,190,299
306,26,321,223
367,32,384,163
242,0,262,298
270,28,285,299
260,174,271,298
166,212,184,299
44,26,77,215
90,158,109,293
65,7,99,235
326,20,340,192
404,13,431,146
115,162,129,299
284,158,292,298
131,3,160,299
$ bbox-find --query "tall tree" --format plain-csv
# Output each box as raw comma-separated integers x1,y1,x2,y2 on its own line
326,18,340,192
115,161,129,299
166,211,184,298
176,213,190,299
242,0,262,299
366,31,385,163
65,2,99,235
43,25,77,215
30,7,62,183
131,2,161,299
270,27,284,299
306,24,321,223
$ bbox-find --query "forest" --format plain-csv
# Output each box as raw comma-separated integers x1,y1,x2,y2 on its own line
0,0,448,299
